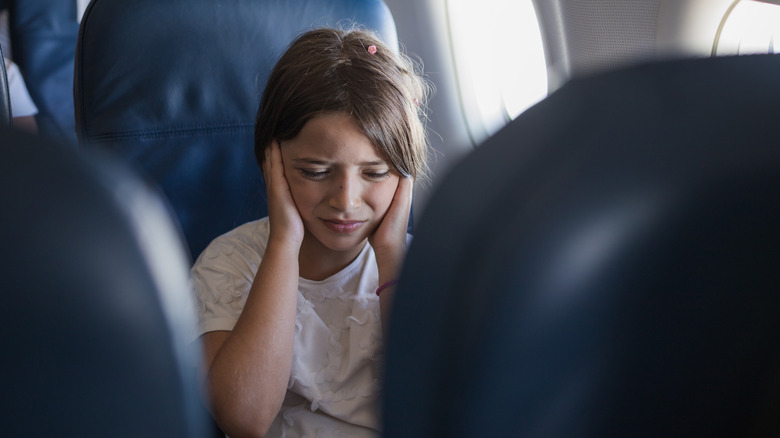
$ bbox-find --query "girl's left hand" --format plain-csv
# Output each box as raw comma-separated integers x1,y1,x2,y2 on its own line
369,176,414,280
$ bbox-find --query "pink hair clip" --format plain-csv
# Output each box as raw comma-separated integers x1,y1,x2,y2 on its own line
367,45,377,55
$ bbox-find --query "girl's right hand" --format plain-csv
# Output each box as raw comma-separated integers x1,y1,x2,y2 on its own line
263,140,304,249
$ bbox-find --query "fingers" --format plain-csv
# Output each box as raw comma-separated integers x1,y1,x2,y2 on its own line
395,176,414,214
262,140,282,185
372,176,413,246
385,176,413,228
371,176,414,281
264,140,291,202
263,140,305,246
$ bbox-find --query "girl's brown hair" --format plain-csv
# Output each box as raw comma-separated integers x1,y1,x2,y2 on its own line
254,27,431,182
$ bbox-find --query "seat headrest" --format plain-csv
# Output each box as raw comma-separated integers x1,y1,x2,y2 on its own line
75,0,398,262
0,127,209,437
384,54,780,437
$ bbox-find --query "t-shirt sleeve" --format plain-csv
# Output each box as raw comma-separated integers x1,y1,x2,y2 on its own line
190,223,265,338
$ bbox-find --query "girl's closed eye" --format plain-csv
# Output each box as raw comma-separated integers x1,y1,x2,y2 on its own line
363,169,392,180
299,168,330,180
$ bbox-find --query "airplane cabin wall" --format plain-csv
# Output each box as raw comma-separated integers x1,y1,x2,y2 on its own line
382,0,475,222
536,0,662,87
379,0,755,222
535,0,738,86
657,0,738,58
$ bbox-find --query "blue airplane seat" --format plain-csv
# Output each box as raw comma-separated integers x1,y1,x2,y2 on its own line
0,44,10,125
6,0,80,144
384,54,780,437
0,127,209,437
74,0,398,264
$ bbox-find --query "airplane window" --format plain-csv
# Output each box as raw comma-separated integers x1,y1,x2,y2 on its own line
447,0,547,144
715,0,780,55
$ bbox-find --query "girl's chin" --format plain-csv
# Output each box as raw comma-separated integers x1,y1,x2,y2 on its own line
303,231,369,254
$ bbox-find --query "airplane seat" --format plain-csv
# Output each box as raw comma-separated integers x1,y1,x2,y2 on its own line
0,44,10,125
384,54,780,437
0,127,210,437
74,0,399,264
6,0,80,144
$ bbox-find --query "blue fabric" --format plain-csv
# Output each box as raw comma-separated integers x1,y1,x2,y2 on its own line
75,0,398,263
8,0,79,144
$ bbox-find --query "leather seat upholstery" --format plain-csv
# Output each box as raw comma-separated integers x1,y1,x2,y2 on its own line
384,54,780,437
0,127,209,437
6,0,80,143
74,0,398,263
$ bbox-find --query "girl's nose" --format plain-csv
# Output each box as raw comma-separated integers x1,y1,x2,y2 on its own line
328,175,361,211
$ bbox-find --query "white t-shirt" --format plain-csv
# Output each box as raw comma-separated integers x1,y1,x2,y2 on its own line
191,217,388,437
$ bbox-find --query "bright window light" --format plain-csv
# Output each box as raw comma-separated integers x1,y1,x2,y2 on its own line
716,0,780,55
447,0,548,144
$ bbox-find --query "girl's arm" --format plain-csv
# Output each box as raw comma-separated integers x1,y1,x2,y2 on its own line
202,141,303,438
370,176,414,336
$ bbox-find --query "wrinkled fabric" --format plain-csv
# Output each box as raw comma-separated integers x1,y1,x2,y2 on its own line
191,218,391,437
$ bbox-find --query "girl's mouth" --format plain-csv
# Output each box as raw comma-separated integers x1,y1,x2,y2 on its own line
322,219,365,234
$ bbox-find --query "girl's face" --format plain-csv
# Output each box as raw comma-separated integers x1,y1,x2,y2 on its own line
281,112,400,270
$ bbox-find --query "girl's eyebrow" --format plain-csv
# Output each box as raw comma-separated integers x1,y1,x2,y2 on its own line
290,157,330,165
290,157,389,166
360,160,389,166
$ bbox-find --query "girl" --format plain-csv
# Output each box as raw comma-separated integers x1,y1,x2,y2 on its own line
191,28,430,438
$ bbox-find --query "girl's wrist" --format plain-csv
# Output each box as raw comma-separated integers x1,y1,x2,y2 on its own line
375,245,405,274
265,233,302,258
375,279,398,297
377,263,402,287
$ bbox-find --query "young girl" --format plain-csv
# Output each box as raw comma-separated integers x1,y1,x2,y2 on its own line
191,28,430,438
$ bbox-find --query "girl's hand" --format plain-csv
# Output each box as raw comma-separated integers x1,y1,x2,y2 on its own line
370,176,414,280
263,140,304,249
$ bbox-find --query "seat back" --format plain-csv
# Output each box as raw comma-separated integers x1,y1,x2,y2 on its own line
0,127,209,437
7,0,80,143
384,54,780,437
74,0,398,263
